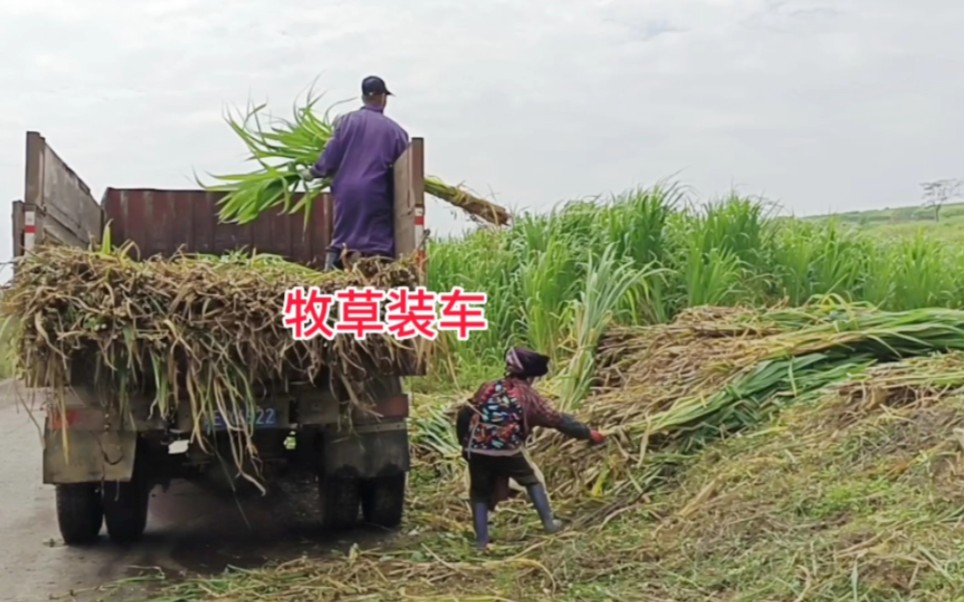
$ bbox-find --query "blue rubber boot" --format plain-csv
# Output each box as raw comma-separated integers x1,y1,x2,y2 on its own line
526,484,563,533
471,501,490,549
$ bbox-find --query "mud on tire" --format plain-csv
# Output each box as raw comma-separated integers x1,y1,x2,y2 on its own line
56,483,103,545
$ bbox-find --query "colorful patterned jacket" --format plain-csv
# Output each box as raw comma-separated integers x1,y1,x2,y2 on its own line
455,376,593,457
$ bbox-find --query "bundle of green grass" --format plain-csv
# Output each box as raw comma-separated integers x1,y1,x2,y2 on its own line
201,91,512,227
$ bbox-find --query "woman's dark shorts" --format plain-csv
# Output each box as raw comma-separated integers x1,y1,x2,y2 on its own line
466,453,540,502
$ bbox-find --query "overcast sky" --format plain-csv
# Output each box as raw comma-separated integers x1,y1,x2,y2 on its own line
2,0,962,281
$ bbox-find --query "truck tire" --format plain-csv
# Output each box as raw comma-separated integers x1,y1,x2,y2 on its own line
318,476,360,531
56,483,103,545
360,473,406,529
102,480,150,544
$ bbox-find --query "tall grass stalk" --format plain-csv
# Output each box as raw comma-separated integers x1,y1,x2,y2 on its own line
556,246,656,411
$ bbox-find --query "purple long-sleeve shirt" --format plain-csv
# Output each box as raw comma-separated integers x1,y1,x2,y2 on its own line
312,105,409,257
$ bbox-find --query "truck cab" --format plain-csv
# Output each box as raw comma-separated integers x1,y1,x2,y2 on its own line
11,131,428,545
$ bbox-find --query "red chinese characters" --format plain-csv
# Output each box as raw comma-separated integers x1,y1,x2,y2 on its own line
334,287,387,340
282,286,336,340
386,287,438,340
437,287,488,341
282,286,487,341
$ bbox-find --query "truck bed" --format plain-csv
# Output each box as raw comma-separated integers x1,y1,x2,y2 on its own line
102,188,333,268
13,130,426,274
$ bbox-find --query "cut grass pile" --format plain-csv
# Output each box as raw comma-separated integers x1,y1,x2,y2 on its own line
138,301,964,601
203,91,511,228
414,299,964,507
0,244,425,487
621,354,964,601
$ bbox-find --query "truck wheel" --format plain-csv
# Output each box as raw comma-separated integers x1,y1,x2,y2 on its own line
56,483,103,545
102,481,150,544
360,473,406,529
318,476,360,531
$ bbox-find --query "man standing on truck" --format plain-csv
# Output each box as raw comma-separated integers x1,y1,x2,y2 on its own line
456,346,607,550
298,75,409,271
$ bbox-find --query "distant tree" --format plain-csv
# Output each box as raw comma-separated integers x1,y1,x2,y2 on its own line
920,179,963,222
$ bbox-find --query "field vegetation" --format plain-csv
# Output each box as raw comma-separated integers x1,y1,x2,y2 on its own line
426,187,964,388
14,185,964,601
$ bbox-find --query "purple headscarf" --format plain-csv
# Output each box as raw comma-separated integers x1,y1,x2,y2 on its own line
505,346,550,379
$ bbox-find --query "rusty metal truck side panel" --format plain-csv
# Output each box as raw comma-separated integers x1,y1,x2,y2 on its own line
101,188,334,267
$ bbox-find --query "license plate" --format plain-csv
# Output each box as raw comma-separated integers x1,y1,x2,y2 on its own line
205,407,280,431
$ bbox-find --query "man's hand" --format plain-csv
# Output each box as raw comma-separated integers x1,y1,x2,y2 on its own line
589,430,607,445
297,166,315,182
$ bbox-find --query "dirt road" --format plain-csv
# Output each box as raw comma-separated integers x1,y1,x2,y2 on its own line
0,381,388,602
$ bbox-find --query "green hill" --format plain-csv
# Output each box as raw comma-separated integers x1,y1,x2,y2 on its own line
804,201,964,244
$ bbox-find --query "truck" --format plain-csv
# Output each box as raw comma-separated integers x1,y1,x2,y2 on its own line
11,131,428,545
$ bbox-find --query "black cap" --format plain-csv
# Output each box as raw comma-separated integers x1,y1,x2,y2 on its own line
361,75,392,97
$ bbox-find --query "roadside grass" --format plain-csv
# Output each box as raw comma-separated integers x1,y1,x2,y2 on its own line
0,318,14,379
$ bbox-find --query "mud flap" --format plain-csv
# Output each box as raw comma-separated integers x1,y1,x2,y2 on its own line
43,428,137,485
322,423,409,479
